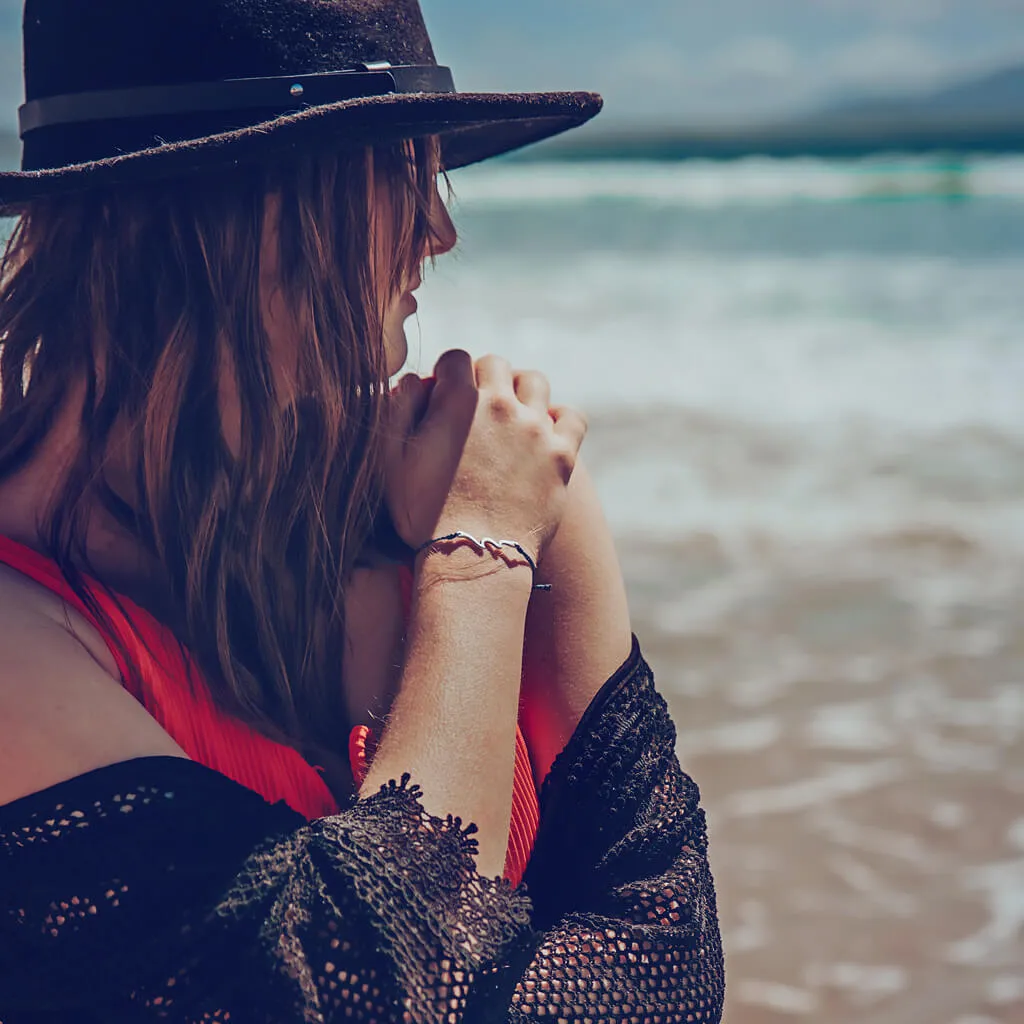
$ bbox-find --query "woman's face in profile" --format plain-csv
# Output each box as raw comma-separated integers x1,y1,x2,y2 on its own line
379,173,456,378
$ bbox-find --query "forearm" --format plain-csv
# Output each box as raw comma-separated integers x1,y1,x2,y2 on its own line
358,547,532,879
520,457,633,787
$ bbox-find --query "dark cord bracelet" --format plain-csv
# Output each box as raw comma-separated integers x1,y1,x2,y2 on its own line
414,531,552,591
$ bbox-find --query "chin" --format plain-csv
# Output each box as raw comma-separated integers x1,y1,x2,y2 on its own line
383,329,408,379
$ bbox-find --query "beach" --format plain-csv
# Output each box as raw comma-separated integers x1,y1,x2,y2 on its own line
412,155,1024,1023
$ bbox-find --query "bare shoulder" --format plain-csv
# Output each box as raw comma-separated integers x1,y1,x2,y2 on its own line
0,564,187,808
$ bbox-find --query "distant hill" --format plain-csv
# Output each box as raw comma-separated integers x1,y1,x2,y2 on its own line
820,63,1024,123
519,61,1024,161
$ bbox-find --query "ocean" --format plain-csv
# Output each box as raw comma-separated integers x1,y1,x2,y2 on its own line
408,155,1024,1024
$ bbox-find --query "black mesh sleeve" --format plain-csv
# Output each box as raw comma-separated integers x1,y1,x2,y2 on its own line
509,634,725,1022
0,639,723,1024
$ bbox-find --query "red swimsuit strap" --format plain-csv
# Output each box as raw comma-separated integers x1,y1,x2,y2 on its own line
0,533,339,820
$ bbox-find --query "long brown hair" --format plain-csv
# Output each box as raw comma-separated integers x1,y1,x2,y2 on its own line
0,136,444,766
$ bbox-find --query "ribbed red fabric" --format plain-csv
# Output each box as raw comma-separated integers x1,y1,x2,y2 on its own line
0,534,540,887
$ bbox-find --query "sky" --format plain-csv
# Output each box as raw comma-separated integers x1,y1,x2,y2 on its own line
1,0,1023,136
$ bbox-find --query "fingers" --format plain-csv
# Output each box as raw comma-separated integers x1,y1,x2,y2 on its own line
549,404,588,452
430,354,549,413
418,349,476,434
474,353,514,392
419,352,578,461
412,351,477,485
432,348,476,395
544,404,587,484
513,369,551,413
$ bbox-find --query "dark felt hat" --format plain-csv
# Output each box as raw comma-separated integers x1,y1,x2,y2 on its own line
0,0,602,208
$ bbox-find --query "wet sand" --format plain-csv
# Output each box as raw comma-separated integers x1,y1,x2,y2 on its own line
621,537,1024,1024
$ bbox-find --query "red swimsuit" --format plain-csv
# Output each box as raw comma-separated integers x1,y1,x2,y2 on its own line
0,534,540,886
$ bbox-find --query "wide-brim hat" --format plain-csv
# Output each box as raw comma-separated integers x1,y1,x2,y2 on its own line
0,0,602,210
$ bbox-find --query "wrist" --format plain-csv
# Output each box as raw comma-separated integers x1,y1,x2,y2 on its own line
413,543,536,594
413,529,540,593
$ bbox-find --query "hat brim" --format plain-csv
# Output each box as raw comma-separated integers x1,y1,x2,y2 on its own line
0,89,602,208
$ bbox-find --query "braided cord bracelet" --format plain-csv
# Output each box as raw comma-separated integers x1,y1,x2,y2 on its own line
414,531,552,591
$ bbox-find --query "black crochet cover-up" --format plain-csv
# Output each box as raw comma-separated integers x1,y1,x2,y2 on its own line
0,635,724,1023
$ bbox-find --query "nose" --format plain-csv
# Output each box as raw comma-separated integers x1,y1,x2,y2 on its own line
427,187,457,258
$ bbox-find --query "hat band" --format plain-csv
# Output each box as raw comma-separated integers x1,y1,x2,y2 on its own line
19,64,456,138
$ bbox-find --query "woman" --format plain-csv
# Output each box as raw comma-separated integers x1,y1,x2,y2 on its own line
0,1,724,1021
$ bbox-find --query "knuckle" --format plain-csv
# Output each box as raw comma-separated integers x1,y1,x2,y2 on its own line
487,392,517,421
523,416,547,442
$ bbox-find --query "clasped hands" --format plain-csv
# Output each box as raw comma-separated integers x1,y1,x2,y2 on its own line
343,351,631,787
